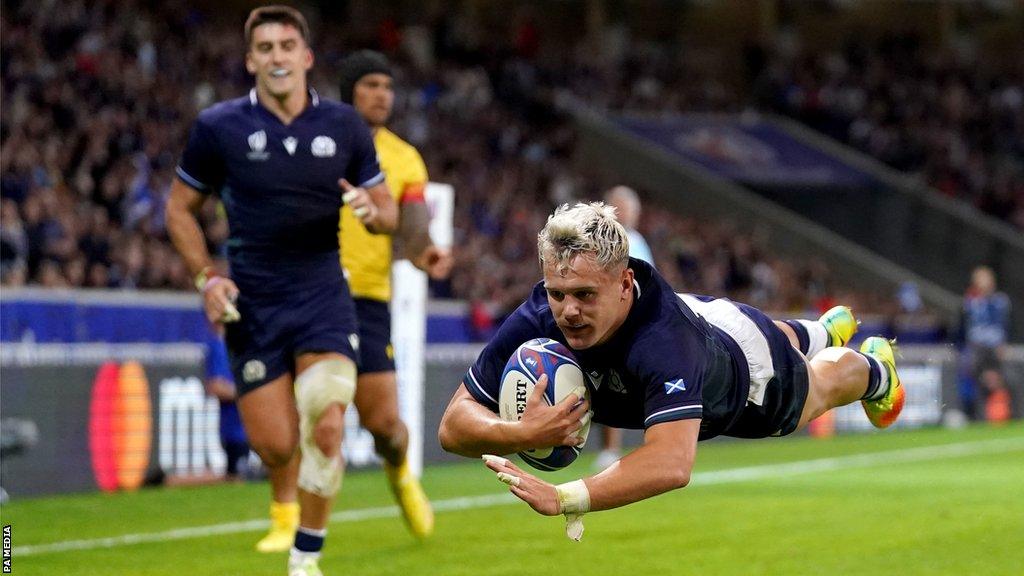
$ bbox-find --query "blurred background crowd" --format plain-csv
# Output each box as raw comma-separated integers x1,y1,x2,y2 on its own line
2,0,1020,331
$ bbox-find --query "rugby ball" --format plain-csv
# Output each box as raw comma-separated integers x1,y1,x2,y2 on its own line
498,338,591,471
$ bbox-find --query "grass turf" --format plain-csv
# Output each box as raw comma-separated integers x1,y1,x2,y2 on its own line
3,423,1022,575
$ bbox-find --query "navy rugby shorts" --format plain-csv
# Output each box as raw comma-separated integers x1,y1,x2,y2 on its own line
225,272,359,396
354,297,395,374
723,301,810,439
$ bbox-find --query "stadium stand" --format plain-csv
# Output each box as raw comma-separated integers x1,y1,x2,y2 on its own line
752,33,1024,230
8,1,1014,340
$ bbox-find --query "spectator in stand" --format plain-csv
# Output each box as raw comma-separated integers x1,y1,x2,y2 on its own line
960,266,1013,421
0,0,934,334
753,34,1024,230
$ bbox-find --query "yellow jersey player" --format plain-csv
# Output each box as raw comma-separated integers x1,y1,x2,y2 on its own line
255,50,449,553
340,49,451,538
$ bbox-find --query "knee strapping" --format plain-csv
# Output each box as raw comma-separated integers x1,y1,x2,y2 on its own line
295,358,357,497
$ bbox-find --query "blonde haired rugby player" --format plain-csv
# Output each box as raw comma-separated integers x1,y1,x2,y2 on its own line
439,202,899,541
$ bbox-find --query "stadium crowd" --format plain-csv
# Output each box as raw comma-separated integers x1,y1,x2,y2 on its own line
751,34,1024,229
4,1,1007,330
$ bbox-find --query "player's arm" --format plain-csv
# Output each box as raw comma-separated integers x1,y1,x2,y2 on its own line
364,180,398,233
166,178,213,278
438,378,589,458
396,196,452,279
166,178,239,324
339,179,398,235
483,419,698,514
579,419,697,509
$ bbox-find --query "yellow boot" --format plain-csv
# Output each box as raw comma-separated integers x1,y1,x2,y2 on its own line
860,337,904,429
256,501,299,553
385,461,434,539
818,305,858,347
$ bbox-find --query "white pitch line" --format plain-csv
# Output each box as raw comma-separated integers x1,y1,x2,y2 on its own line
14,436,1024,556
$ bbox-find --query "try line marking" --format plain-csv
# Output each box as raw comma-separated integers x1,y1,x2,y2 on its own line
14,436,1024,556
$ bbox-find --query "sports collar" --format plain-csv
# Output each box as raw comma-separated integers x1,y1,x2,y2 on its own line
248,87,320,107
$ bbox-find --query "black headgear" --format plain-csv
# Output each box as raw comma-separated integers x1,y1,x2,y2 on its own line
338,50,392,104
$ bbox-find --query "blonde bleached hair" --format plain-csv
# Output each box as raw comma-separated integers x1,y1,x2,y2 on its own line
537,202,631,274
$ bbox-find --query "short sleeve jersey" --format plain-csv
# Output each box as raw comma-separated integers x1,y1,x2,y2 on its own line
462,259,746,435
339,127,428,302
177,89,383,262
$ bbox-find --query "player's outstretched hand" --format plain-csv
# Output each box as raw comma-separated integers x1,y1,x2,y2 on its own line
518,374,591,450
482,455,560,516
202,276,241,324
339,178,380,229
413,245,453,280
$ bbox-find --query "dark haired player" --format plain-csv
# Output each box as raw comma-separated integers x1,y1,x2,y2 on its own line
166,6,396,575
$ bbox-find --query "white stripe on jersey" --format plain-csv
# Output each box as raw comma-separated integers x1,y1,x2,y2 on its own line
677,294,775,406
175,166,208,191
644,404,703,426
467,367,497,404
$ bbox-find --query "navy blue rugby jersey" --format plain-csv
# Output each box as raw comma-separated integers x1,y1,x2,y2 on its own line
176,89,383,261
462,259,751,439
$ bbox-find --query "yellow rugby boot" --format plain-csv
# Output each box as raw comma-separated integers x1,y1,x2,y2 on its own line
859,337,904,429
256,501,299,553
819,305,858,347
385,460,434,539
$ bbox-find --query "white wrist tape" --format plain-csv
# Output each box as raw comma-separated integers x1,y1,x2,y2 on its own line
555,479,590,514
556,479,590,541
221,300,241,323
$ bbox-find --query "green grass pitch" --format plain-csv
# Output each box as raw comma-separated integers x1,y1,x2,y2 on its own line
4,423,1023,575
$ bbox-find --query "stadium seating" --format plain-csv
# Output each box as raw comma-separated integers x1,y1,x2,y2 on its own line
2,2,975,338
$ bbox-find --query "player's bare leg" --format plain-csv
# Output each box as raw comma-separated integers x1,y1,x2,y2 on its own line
286,351,357,575
296,400,345,527
354,371,434,538
797,339,902,429
775,305,858,359
775,322,805,355
354,372,406,465
238,374,302,553
798,348,870,427
776,306,902,430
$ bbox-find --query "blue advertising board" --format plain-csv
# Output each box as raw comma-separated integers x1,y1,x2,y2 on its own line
615,115,877,188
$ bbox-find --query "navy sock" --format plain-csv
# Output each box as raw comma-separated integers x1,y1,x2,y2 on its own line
293,527,325,553
858,351,883,400
783,320,810,355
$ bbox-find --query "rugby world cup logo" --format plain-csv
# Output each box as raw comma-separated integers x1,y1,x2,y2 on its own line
247,130,269,160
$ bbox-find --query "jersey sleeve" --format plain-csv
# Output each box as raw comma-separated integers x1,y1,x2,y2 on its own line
630,326,705,428
346,114,385,189
176,115,224,194
400,149,428,205
462,303,542,412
